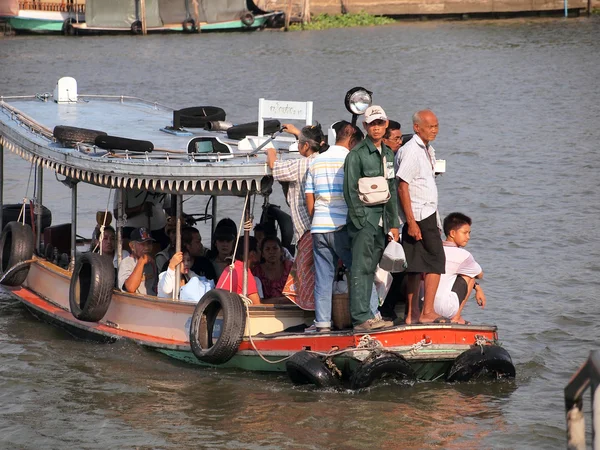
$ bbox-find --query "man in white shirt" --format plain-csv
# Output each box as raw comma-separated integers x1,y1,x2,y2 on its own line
396,110,446,324
118,227,157,296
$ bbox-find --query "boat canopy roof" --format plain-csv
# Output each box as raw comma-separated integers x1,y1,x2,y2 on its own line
0,93,299,197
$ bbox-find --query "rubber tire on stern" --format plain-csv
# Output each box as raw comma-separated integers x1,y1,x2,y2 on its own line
0,222,34,286
69,252,115,322
286,351,340,388
94,135,154,153
189,289,246,365
350,352,415,390
53,125,107,148
177,107,226,128
241,12,255,27
446,345,516,382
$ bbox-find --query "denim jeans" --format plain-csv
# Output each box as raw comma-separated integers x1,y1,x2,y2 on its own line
313,228,353,328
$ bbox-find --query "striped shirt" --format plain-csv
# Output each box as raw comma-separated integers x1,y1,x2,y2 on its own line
395,134,439,222
272,153,317,242
305,145,349,233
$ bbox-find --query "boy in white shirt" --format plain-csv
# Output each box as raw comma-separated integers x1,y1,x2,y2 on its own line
434,212,486,324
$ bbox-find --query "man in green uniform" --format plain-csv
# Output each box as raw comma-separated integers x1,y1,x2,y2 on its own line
343,106,400,331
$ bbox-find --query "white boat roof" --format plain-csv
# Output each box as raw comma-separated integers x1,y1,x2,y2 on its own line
0,93,297,196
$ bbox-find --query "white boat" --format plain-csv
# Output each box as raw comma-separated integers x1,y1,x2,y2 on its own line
0,77,515,388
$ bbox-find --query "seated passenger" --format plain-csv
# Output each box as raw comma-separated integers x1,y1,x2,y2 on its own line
157,250,214,301
252,236,293,300
434,213,486,324
216,236,261,305
118,227,157,296
254,223,294,262
91,225,129,269
209,222,236,279
181,226,216,281
155,218,177,273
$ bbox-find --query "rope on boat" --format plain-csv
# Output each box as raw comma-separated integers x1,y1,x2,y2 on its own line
0,259,35,284
92,189,113,255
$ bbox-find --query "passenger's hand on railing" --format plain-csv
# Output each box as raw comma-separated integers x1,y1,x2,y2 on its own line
168,252,183,271
281,123,300,138
243,220,253,233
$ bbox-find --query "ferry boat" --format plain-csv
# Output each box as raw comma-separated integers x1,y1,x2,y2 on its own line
0,0,84,34
0,77,516,389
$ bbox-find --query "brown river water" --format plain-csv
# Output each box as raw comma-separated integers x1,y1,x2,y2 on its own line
0,17,599,449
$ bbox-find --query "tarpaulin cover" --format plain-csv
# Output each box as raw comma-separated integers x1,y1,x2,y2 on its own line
0,0,19,17
158,0,189,25
196,0,248,23
86,0,163,28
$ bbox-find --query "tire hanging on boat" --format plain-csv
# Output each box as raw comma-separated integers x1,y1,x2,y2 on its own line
2,203,52,233
189,289,246,365
0,222,34,287
62,18,76,36
350,352,416,390
446,345,516,382
285,351,340,388
176,107,226,128
53,125,107,148
131,20,142,35
226,120,281,140
182,18,197,33
94,135,154,153
69,252,115,322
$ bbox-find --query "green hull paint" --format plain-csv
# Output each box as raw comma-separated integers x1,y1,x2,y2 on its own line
200,16,267,32
7,17,64,33
157,348,455,381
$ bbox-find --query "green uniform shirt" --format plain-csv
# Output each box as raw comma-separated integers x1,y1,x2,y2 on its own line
343,137,400,232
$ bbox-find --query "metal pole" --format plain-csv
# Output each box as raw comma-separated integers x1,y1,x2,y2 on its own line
211,195,217,235
594,385,600,450
140,0,147,35
588,0,592,17
565,0,568,17
173,194,182,301
116,188,123,266
0,138,3,232
70,181,77,271
35,164,43,253
242,197,250,296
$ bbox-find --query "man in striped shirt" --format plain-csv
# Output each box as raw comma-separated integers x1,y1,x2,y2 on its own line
305,122,363,331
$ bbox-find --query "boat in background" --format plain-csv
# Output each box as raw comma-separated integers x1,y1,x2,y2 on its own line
0,0,84,34
70,0,283,35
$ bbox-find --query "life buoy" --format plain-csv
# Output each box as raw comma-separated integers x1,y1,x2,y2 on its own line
226,119,281,140
182,18,197,33
241,12,255,27
2,203,52,233
260,204,294,253
0,222,34,287
350,352,416,389
189,289,246,365
446,345,516,382
53,125,107,148
62,18,76,36
286,351,340,388
94,135,154,153
176,106,226,128
131,20,142,35
69,252,115,322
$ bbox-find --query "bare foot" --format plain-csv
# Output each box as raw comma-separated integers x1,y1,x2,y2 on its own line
418,313,447,324
451,315,471,325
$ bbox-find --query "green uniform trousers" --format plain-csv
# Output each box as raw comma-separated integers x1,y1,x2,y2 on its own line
348,221,386,326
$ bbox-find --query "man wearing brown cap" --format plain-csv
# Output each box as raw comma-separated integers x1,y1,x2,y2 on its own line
343,105,400,332
118,227,157,296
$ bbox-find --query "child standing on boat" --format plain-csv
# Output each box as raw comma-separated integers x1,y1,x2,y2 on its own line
118,227,158,296
434,213,486,324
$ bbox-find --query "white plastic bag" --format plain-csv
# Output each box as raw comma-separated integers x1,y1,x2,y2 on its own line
374,265,393,305
379,240,406,273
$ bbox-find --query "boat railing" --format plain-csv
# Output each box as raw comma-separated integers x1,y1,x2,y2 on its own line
78,95,175,112
564,350,600,449
18,1,85,14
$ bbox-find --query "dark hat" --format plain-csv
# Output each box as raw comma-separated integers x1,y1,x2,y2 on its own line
130,227,155,243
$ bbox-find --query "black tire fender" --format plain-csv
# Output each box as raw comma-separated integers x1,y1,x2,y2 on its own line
2,203,52,232
189,289,246,365
260,204,294,252
69,252,115,322
226,119,281,140
182,18,197,32
62,18,76,36
446,345,516,382
286,351,340,388
131,20,142,35
176,106,226,128
350,352,416,389
0,222,34,287
53,125,107,148
94,135,154,153
241,12,255,27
